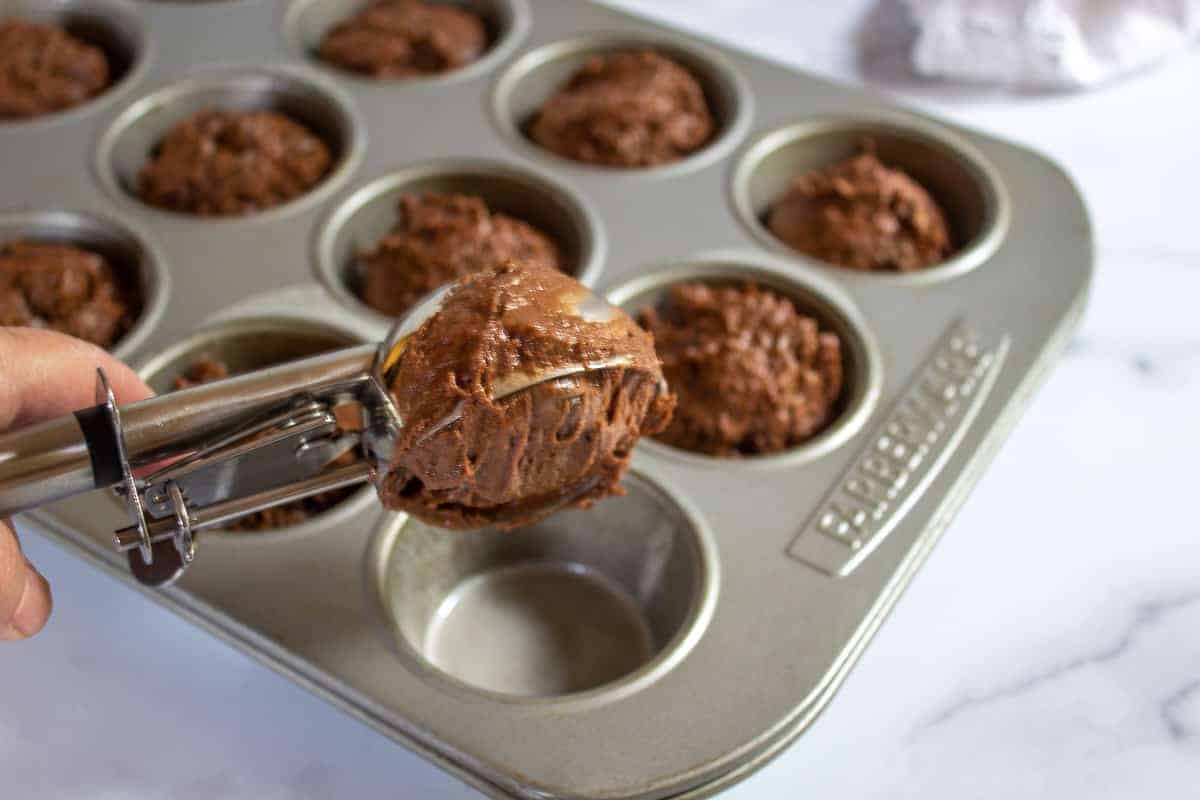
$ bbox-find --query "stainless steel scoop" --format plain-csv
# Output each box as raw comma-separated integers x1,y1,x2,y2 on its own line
0,283,638,587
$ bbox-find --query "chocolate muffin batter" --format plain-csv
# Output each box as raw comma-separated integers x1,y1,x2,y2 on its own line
358,192,562,317
377,262,674,530
137,109,333,216
529,49,715,168
318,0,487,78
640,282,843,457
0,20,111,120
172,355,357,531
766,145,953,272
171,356,230,390
0,240,137,349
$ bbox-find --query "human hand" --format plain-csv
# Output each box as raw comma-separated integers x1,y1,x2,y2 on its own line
0,328,151,641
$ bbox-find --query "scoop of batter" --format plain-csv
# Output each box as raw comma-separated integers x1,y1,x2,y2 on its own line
137,109,333,216
318,0,487,78
766,144,953,272
529,49,715,168
640,282,843,457
0,20,110,119
0,240,137,349
378,262,674,530
359,192,562,317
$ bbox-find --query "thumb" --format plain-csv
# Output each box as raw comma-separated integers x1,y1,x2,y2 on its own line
0,521,52,641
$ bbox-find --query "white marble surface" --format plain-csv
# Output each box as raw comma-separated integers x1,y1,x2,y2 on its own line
3,2,1198,797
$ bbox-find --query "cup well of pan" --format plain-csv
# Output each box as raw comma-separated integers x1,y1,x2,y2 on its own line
95,67,363,220
608,257,882,467
369,470,718,702
491,32,752,176
0,209,168,361
314,158,606,324
283,0,531,84
731,116,1009,282
0,0,149,125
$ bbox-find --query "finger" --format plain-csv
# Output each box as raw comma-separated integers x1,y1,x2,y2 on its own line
0,327,152,430
0,521,52,641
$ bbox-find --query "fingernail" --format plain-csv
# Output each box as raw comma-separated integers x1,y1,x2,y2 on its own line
2,564,51,640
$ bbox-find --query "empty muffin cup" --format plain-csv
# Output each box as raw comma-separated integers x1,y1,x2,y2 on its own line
369,470,718,701
608,258,882,466
135,316,376,537
0,209,167,359
314,158,605,323
96,68,363,219
283,0,530,83
0,0,148,124
491,32,751,175
732,117,1009,280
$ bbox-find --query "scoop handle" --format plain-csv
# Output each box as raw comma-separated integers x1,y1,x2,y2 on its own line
0,344,379,519
0,412,98,517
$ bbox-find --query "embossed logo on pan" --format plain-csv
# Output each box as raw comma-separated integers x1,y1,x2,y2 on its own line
789,321,1010,577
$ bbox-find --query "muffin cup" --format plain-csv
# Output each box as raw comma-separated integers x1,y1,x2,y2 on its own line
608,257,882,467
0,209,168,360
0,0,150,126
95,67,364,221
731,116,1010,282
368,470,718,703
491,32,752,177
283,0,531,85
314,157,606,325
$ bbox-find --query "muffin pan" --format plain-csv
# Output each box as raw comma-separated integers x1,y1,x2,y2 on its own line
5,1,1091,798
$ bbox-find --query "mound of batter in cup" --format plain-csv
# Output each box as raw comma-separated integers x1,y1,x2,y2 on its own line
319,0,488,78
766,142,953,271
137,109,333,216
0,240,138,350
0,20,110,119
529,49,715,168
358,192,563,317
640,282,844,457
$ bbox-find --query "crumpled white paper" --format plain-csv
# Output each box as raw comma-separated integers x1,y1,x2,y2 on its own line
905,0,1200,88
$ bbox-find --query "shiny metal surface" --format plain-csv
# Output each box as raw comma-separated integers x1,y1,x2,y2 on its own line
5,0,1092,797
370,469,717,705
119,344,377,462
0,340,378,546
114,460,372,547
0,415,93,515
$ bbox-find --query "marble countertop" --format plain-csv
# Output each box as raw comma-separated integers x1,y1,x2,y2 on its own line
3,2,1196,797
